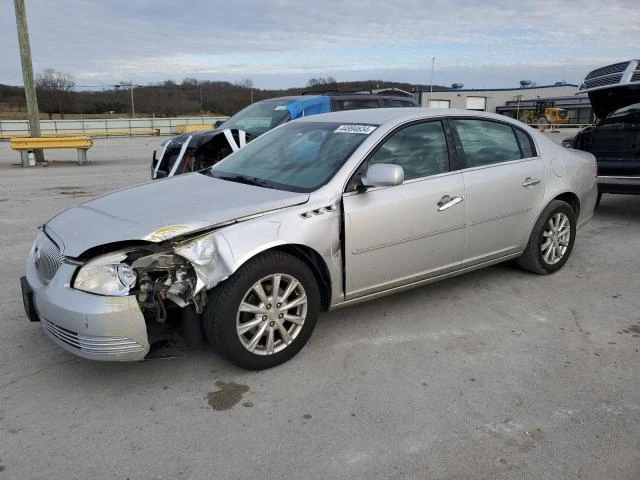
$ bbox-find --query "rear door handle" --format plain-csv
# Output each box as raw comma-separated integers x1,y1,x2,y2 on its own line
437,195,464,211
522,177,541,187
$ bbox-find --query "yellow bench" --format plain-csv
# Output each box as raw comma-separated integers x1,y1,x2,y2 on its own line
10,136,94,165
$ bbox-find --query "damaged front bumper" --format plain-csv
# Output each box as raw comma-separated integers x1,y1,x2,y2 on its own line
25,254,149,361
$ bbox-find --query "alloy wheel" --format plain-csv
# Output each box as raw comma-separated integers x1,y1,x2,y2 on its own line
541,212,571,265
236,273,308,355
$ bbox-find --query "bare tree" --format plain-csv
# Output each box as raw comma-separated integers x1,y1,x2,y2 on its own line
235,78,253,89
181,77,198,87
35,69,75,119
306,77,337,88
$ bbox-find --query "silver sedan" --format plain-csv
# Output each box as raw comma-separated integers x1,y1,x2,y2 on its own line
21,108,598,369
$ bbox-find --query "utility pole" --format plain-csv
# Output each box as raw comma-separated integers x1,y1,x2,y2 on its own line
115,82,140,118
428,57,435,107
14,0,43,163
130,84,135,118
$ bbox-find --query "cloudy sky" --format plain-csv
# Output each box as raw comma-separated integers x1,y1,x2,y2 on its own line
1,0,638,90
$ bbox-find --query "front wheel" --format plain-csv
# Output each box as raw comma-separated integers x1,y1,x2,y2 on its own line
517,200,577,274
202,251,320,370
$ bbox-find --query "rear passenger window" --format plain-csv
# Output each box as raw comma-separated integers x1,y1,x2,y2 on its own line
453,119,522,167
514,128,536,158
368,121,449,180
381,99,414,107
334,99,381,110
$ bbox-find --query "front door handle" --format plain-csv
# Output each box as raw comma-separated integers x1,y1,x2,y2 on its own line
437,195,464,211
522,177,541,187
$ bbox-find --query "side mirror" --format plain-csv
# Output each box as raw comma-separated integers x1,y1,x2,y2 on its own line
362,163,404,188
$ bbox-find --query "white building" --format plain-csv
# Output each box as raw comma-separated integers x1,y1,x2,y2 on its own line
417,84,580,113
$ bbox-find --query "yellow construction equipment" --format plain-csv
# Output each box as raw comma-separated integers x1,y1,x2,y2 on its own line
10,136,93,165
518,101,569,126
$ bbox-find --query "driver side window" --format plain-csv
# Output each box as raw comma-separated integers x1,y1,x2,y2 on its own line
368,121,449,180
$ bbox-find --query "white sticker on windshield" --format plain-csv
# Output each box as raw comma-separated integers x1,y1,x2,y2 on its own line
274,105,288,110
334,125,376,134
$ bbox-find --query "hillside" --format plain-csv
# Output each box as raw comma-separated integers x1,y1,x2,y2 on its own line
0,80,450,119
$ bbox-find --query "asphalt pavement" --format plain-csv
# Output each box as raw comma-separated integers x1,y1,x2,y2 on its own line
0,134,638,480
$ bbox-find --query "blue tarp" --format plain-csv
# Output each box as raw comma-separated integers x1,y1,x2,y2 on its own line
286,96,332,120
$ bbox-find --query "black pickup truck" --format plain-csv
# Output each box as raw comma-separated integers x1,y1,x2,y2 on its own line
570,60,640,205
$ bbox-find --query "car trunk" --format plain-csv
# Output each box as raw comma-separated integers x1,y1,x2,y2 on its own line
588,124,640,158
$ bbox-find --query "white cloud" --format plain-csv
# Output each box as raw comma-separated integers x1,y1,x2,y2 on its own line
0,0,638,88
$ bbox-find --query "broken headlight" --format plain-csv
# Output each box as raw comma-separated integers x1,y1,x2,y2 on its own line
73,251,137,296
173,233,217,266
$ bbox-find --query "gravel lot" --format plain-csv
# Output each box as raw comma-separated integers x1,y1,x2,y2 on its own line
0,134,638,480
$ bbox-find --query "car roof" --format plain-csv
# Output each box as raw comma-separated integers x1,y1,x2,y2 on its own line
294,107,525,126
254,96,308,103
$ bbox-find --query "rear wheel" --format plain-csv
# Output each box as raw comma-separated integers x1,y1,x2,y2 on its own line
202,251,320,370
517,200,576,274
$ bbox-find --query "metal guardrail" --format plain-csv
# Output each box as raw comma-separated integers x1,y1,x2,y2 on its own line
0,129,160,139
0,116,227,140
537,123,591,129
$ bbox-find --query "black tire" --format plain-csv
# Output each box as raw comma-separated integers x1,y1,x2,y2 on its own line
595,192,603,209
202,251,320,370
517,200,577,275
181,305,206,348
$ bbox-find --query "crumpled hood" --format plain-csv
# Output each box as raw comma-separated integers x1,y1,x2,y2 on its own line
46,172,309,257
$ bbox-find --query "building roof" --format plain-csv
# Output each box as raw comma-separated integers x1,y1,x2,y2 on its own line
417,84,578,93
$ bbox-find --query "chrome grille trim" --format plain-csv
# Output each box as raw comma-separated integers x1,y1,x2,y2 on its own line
585,62,628,80
580,60,640,92
582,74,623,90
42,317,145,355
34,233,63,284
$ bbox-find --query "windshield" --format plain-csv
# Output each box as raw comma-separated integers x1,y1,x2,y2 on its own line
557,109,568,118
219,98,294,136
206,121,378,192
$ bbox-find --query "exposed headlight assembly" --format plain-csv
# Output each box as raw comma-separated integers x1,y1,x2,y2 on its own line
173,233,217,266
73,251,138,296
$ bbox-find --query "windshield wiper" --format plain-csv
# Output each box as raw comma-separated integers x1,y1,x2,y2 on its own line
212,173,271,188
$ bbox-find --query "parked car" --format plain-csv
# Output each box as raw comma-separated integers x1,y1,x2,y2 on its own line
151,90,417,179
561,135,576,149
22,108,597,369
570,59,640,205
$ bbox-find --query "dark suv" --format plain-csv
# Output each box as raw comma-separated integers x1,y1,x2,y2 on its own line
571,59,640,204
151,90,418,179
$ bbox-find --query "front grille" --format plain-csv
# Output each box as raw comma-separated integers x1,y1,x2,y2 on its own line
42,317,145,355
34,233,63,284
581,74,624,90
585,62,629,80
